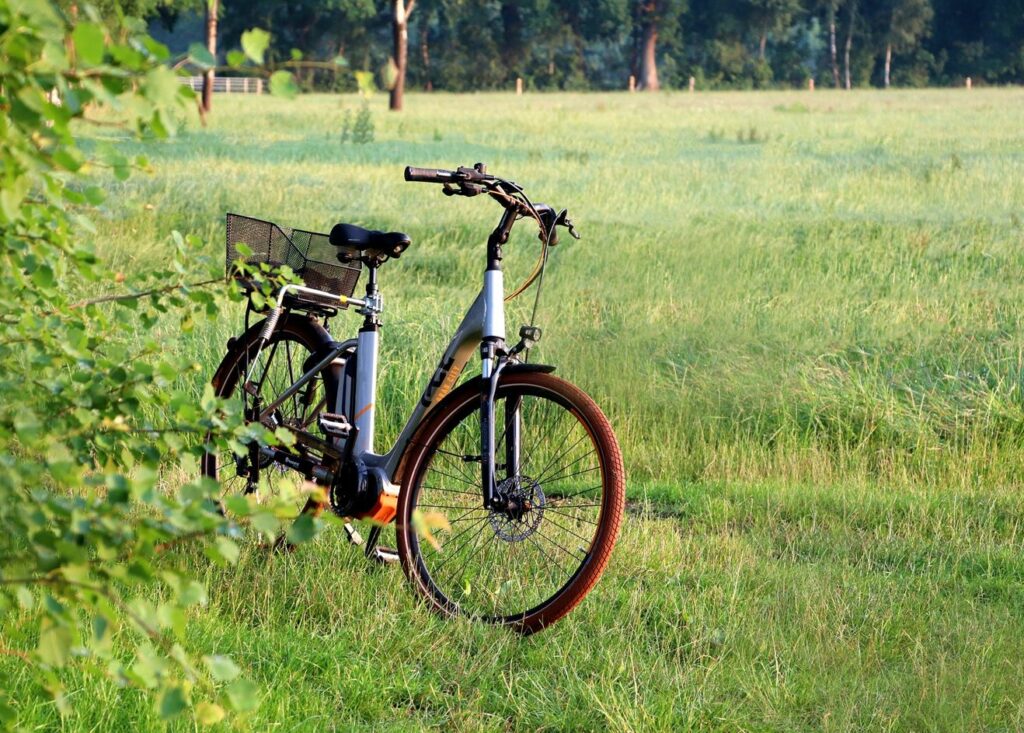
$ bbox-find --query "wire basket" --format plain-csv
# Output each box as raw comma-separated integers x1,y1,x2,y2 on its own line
226,213,361,308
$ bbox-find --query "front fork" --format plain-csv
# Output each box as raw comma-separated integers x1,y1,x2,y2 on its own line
479,343,523,510
480,342,503,509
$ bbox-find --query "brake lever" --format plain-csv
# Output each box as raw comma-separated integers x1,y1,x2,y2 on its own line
554,209,581,240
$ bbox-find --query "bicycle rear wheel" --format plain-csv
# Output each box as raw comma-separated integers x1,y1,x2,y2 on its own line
396,371,625,634
201,314,337,520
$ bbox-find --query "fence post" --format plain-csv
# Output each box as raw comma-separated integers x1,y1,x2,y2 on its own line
808,78,815,92
628,75,636,92
516,77,523,95
688,76,695,93
965,77,972,90
257,78,263,95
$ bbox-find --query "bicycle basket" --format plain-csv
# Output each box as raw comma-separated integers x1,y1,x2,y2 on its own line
225,213,361,307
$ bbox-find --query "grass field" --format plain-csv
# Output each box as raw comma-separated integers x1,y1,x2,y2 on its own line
5,88,1024,730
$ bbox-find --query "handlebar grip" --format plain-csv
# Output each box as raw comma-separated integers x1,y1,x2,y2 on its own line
404,166,456,183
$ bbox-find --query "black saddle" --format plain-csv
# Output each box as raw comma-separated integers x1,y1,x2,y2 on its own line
329,223,410,263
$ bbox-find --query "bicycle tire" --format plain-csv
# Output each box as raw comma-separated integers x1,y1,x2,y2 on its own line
395,370,625,634
201,314,340,521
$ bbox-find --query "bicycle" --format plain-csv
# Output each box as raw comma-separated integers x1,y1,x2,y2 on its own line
203,163,625,633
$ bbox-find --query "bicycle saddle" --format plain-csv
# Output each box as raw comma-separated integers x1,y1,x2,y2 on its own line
329,223,410,260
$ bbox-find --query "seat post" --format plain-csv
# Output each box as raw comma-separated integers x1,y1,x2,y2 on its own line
361,262,380,330
365,263,378,297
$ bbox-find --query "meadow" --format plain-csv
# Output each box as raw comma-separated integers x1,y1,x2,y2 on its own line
4,88,1024,730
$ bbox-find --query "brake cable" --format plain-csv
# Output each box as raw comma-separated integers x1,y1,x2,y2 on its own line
480,181,565,363
482,182,549,304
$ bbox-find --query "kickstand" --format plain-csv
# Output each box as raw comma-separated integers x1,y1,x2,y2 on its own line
364,524,398,565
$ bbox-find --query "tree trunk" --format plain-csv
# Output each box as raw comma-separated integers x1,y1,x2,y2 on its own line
500,2,525,76
420,22,432,92
759,31,767,61
389,0,415,111
884,43,892,87
828,6,840,88
202,0,217,112
843,2,855,90
639,21,659,91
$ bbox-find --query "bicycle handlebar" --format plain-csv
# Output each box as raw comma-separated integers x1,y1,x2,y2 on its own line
403,166,456,183
403,163,581,243
403,165,494,185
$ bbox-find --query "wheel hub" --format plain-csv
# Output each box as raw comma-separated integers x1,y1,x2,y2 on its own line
489,475,545,542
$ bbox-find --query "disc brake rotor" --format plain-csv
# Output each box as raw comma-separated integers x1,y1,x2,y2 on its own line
489,475,546,542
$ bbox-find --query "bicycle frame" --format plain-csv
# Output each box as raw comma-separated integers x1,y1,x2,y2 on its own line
253,265,507,504
247,175,544,515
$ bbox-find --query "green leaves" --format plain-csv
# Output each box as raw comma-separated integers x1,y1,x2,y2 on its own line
286,513,317,544
241,28,271,65
269,70,299,99
159,686,188,720
0,7,271,729
204,655,241,683
0,11,347,730
37,617,73,668
71,23,105,66
188,42,216,70
226,679,260,712
0,174,31,223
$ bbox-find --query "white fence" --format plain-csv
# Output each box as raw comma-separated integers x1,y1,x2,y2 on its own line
180,76,264,94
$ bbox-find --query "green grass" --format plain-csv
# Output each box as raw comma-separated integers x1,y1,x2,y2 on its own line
5,88,1024,730
88,87,1024,489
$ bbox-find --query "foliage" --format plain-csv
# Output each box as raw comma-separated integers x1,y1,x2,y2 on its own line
0,1,313,726
340,102,375,144
149,0,1022,89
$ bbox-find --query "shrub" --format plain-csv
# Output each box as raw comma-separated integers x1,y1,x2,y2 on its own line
0,2,306,725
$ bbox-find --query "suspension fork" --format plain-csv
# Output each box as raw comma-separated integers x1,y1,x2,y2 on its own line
479,347,503,509
479,354,525,509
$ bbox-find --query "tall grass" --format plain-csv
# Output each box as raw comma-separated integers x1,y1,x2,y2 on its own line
5,89,1020,731
87,88,1024,492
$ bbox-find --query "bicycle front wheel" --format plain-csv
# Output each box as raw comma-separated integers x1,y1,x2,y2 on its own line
396,371,625,634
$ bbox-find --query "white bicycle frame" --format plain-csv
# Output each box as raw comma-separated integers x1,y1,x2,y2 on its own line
251,267,506,487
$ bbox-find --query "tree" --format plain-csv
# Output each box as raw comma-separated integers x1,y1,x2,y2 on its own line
202,0,217,112
878,0,933,87
842,0,857,88
634,0,685,90
389,0,415,110
216,0,378,90
746,0,803,60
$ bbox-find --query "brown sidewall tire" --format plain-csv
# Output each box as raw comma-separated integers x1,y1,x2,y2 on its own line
395,371,626,634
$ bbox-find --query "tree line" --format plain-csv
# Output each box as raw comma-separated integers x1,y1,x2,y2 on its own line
56,0,1024,111
143,0,1024,99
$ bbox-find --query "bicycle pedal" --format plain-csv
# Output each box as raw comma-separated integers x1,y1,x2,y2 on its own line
371,546,399,565
318,412,352,438
344,522,363,546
